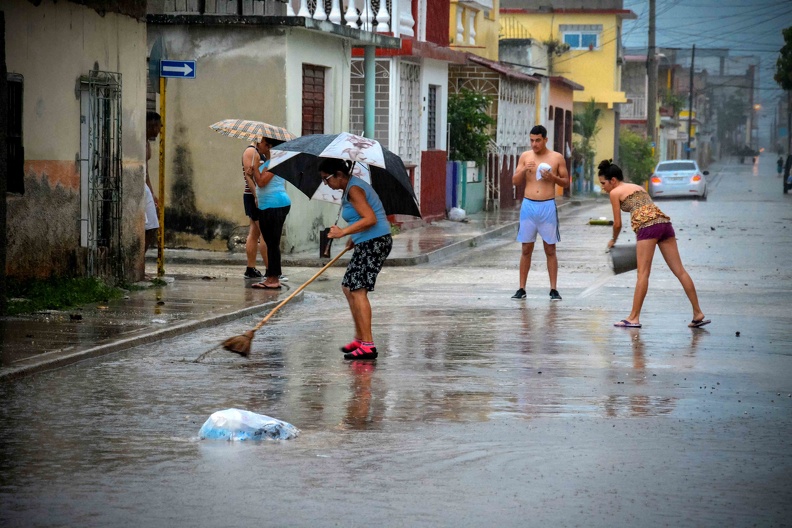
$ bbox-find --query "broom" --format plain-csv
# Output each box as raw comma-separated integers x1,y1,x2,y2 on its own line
222,246,350,357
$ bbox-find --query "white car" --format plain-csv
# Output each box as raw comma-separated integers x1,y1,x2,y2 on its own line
649,160,708,200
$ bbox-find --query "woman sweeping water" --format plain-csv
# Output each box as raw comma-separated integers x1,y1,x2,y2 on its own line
598,160,710,329
319,158,392,360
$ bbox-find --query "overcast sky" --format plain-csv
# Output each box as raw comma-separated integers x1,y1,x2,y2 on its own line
621,0,791,144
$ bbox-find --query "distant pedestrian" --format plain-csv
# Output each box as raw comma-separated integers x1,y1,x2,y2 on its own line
251,138,290,290
778,156,784,177
242,140,268,279
598,159,709,329
510,125,570,301
320,158,392,360
145,112,162,254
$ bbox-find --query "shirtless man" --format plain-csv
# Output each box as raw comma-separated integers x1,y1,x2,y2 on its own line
511,125,570,301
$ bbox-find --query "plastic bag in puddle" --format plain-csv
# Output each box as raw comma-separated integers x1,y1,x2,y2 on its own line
448,207,466,222
198,408,300,441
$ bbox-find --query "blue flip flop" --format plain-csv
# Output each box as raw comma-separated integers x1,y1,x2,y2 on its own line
688,319,711,328
614,319,642,328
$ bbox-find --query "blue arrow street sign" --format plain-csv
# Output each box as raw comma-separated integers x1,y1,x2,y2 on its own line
160,60,196,79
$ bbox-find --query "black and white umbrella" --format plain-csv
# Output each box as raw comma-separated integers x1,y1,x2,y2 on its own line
268,132,421,217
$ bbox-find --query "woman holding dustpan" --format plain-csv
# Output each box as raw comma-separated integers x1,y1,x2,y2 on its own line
598,159,709,329
320,158,392,360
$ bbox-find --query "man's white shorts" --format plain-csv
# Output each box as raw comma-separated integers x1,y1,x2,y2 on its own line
144,185,159,230
516,197,559,244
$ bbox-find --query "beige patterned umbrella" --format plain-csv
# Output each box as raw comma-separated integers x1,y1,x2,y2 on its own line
209,119,296,143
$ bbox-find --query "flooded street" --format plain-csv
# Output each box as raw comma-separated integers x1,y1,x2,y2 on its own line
2,157,791,527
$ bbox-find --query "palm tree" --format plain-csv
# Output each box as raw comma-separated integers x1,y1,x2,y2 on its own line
573,99,602,189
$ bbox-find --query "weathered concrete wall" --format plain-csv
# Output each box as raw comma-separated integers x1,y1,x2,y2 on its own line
4,0,148,281
147,24,352,254
283,27,352,253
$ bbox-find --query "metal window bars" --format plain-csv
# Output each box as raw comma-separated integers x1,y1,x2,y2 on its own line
80,70,123,281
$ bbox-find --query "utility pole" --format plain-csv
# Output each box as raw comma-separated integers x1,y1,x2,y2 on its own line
646,0,657,149
0,13,7,316
687,44,695,160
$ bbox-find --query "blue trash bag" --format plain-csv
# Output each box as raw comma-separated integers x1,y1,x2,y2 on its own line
198,408,300,441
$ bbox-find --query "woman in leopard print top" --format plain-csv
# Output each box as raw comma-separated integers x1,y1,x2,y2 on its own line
598,160,709,329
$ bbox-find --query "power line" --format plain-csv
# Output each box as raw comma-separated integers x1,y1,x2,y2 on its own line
622,2,790,49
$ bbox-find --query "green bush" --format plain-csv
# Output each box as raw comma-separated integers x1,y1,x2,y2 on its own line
5,277,125,316
619,130,656,186
448,89,495,165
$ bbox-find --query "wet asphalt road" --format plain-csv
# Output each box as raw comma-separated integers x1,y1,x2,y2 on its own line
1,157,791,527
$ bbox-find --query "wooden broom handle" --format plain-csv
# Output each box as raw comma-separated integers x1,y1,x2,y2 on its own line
251,247,350,332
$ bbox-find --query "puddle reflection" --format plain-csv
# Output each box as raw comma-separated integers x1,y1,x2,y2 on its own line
341,361,382,430
604,328,677,417
688,327,707,356
518,302,561,354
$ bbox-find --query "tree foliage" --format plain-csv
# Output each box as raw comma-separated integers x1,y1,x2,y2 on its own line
660,89,685,118
618,129,655,186
573,99,602,184
448,89,495,165
774,26,792,91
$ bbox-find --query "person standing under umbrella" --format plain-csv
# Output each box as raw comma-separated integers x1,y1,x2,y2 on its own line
252,138,290,290
320,158,392,360
242,139,268,279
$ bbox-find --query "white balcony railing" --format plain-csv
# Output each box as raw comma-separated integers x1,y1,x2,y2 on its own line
621,94,647,120
290,0,413,37
170,0,415,38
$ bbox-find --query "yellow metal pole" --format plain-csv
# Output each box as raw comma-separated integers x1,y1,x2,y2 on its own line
157,77,166,277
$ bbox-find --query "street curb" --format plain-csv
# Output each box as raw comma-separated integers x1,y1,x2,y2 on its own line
0,294,302,382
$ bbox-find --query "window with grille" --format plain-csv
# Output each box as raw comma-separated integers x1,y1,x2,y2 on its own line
79,70,123,279
302,65,326,135
427,85,438,150
7,73,24,195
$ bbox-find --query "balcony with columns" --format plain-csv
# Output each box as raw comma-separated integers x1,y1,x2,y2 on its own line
152,0,415,38
449,0,498,60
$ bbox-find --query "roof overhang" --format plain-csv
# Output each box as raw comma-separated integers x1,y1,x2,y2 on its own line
500,8,637,20
550,75,584,91
459,0,494,10
467,55,540,83
146,15,402,49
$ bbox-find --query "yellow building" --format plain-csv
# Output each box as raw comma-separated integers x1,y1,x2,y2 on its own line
500,1,636,163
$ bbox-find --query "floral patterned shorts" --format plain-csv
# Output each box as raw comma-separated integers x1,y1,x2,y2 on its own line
342,234,393,292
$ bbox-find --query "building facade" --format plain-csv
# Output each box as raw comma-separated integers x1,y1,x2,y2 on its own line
4,0,149,282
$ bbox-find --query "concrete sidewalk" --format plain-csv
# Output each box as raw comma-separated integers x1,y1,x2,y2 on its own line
0,199,586,381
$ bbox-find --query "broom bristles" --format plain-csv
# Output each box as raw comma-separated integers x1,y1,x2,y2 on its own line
222,330,254,357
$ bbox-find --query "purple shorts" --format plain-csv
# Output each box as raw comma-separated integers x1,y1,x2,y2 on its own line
636,222,676,242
